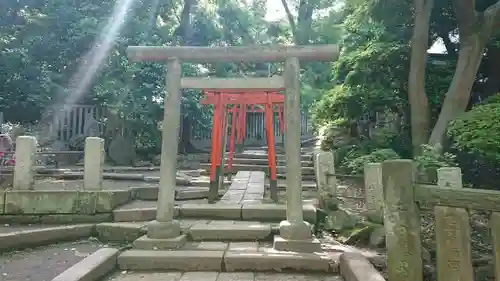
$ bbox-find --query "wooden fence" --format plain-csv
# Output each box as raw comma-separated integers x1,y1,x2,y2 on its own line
189,111,313,149
1,105,313,150
50,105,105,142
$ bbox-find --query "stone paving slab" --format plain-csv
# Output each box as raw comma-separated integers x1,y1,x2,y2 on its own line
179,204,242,219
113,202,317,223
117,250,225,271
241,204,316,223
224,251,332,272
218,171,266,204
228,242,259,251
106,272,182,281
183,241,229,251
189,221,271,241
117,248,340,273
105,272,342,281
95,222,146,243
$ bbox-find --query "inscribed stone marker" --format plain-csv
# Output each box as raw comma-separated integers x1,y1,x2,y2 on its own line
434,167,473,281
84,137,104,190
13,136,37,190
364,163,383,220
382,160,422,281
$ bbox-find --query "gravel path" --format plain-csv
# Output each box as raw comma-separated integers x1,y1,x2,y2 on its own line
0,239,105,281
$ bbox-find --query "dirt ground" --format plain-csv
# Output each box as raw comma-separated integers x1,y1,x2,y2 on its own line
0,239,105,281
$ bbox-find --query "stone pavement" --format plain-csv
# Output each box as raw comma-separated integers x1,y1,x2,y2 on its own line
105,272,343,281
218,171,265,204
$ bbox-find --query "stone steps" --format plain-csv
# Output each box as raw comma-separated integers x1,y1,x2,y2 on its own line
117,246,340,272
103,271,344,281
129,181,317,202
229,158,314,166
264,180,317,189
130,186,226,201
227,153,313,161
200,163,315,175
188,221,273,241
112,202,317,224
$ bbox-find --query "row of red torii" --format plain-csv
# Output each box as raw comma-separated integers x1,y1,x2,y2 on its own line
198,77,286,203
127,44,339,251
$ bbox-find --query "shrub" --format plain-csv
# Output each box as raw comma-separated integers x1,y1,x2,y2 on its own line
343,148,401,174
447,94,500,188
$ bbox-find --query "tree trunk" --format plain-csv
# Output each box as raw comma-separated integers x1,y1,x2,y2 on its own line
480,46,500,101
427,0,500,145
177,0,197,153
408,0,433,156
428,35,486,145
280,0,315,45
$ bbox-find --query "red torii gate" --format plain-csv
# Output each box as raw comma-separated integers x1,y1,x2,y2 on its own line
182,76,285,202
201,89,284,201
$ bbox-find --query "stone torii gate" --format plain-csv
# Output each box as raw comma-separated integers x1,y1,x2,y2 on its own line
127,45,339,250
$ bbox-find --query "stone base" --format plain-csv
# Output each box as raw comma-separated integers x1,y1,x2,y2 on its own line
147,220,181,239
272,235,322,253
279,220,313,240
118,250,224,271
133,234,187,250
269,179,278,202
189,222,271,241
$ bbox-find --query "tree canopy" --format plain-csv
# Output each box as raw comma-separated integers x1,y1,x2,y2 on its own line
0,0,343,153
3,0,500,187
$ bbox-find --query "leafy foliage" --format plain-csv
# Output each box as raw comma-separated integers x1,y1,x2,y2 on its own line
446,94,500,188
343,148,401,174
448,95,500,161
0,0,343,155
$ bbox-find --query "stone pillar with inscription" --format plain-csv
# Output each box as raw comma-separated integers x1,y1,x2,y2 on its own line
84,137,104,190
434,167,473,281
382,160,423,281
13,136,37,190
364,163,383,222
315,151,337,209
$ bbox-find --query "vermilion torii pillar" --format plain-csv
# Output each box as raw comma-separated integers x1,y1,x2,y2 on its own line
127,44,339,250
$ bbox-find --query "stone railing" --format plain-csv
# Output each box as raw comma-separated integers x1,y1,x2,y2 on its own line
12,136,105,190
379,160,492,281
313,151,381,215
314,156,496,281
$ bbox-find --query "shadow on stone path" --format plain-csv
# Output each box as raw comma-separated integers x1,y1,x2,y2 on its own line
0,239,105,281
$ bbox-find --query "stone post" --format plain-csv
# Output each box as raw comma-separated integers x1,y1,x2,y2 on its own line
13,136,37,190
315,151,337,209
274,57,321,252
364,163,383,222
84,137,104,190
382,160,422,281
145,58,186,247
434,167,472,281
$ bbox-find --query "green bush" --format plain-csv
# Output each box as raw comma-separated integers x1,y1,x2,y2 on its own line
448,97,500,161
447,94,500,188
342,148,401,174
414,144,457,170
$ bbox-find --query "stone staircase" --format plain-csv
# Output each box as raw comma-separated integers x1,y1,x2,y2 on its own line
200,150,316,181
109,171,342,276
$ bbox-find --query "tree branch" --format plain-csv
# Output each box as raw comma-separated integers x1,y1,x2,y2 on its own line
453,0,477,37
483,0,500,32
280,0,298,43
